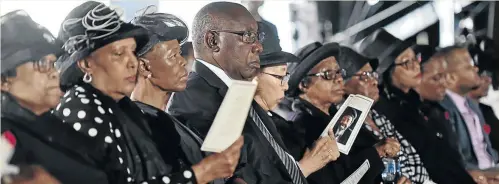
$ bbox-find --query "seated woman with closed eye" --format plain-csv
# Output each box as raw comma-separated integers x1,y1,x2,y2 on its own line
53,2,232,183
130,9,243,184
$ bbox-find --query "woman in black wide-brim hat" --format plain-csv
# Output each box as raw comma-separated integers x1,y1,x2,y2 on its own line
339,45,432,184
273,42,400,184
1,10,99,184
52,1,219,183
129,7,243,184
359,29,434,184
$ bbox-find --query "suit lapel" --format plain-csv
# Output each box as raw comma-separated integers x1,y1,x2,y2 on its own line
193,60,229,97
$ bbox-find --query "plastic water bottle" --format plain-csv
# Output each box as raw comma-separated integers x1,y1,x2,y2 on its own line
381,158,396,183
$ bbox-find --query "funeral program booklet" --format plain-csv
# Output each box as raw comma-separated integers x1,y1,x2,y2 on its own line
201,80,257,153
320,94,374,155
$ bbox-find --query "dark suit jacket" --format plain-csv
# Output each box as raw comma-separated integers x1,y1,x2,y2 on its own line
168,60,297,184
440,94,499,170
479,103,499,151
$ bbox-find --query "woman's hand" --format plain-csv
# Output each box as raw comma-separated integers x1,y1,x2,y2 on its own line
298,129,340,177
3,165,60,184
192,136,244,184
396,176,412,184
375,137,400,158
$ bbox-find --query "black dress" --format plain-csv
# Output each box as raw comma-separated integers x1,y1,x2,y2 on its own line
1,92,108,184
52,83,197,184
375,84,475,184
135,101,225,184
271,97,384,184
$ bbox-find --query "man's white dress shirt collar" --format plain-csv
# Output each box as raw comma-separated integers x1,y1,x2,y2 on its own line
197,59,233,87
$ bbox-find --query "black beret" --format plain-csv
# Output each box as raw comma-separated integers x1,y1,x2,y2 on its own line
358,29,412,76
56,1,149,91
337,46,378,79
132,6,189,56
1,10,62,74
258,21,299,67
287,42,340,97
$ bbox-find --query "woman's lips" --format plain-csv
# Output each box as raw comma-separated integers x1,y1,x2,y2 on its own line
125,76,137,83
415,73,422,78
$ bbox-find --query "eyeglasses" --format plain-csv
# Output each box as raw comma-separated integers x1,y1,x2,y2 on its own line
262,72,289,86
395,57,420,70
212,30,265,44
33,57,57,73
352,71,379,81
307,69,346,80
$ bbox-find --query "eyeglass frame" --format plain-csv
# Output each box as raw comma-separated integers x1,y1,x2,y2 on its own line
210,30,265,44
33,57,58,73
351,71,379,81
307,69,346,81
262,72,289,86
394,57,420,70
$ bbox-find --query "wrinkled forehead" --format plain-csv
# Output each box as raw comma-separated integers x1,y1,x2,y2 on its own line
310,56,338,73
216,11,257,32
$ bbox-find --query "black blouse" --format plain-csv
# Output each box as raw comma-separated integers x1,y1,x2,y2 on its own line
52,83,197,184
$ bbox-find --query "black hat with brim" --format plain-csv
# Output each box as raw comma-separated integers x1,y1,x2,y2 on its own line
287,42,340,97
56,1,149,91
1,10,62,74
257,21,300,67
260,51,300,67
337,46,378,79
358,29,412,76
132,8,189,56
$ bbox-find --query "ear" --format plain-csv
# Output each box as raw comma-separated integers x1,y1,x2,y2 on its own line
1,77,13,92
205,31,220,52
298,80,308,93
77,59,92,74
138,58,152,78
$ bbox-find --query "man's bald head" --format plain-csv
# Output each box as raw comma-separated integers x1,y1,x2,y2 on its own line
192,2,254,54
191,2,262,81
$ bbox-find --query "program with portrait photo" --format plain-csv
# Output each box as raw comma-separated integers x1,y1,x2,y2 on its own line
332,106,362,145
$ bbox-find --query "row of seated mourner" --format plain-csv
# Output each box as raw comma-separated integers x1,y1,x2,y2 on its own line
1,1,499,184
